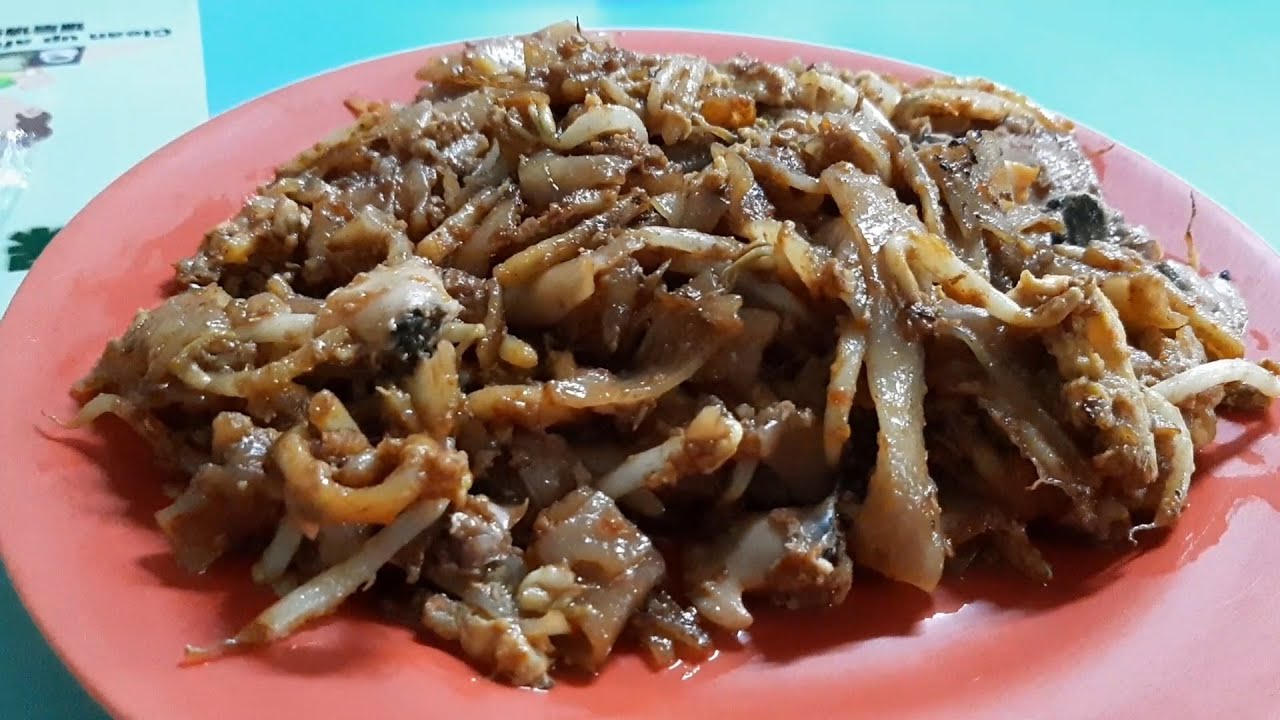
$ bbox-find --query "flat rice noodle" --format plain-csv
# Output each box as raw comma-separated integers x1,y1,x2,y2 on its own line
528,488,666,669
820,231,872,474
507,232,647,327
713,145,776,233
462,142,514,192
796,69,862,113
650,183,730,232
557,293,741,407
633,226,742,259
517,151,632,209
554,104,649,150
595,258,643,354
825,158,1074,333
494,192,648,288
918,141,1065,278
451,195,522,276
743,147,823,194
822,162,946,591
695,306,779,394
892,142,947,238
323,205,414,265
734,274,811,330
416,182,515,263
506,227,742,327
914,76,1071,130
851,70,903,117
152,485,238,573
468,293,737,429
552,345,717,413
818,111,893,183
417,36,527,85
917,148,993,275
893,78,1070,135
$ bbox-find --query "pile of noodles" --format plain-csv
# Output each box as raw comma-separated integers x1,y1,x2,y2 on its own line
70,23,1279,687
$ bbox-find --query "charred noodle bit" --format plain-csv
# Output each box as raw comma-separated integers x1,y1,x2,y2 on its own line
70,22,1277,687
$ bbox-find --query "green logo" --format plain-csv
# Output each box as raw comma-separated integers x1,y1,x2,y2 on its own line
6,226,60,271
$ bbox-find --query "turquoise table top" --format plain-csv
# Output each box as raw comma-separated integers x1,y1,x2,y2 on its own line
2,1,1277,716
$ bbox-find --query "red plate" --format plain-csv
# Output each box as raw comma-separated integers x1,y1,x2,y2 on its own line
2,31,1278,719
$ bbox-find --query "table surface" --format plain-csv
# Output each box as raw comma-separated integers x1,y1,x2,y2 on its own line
2,1,1277,716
